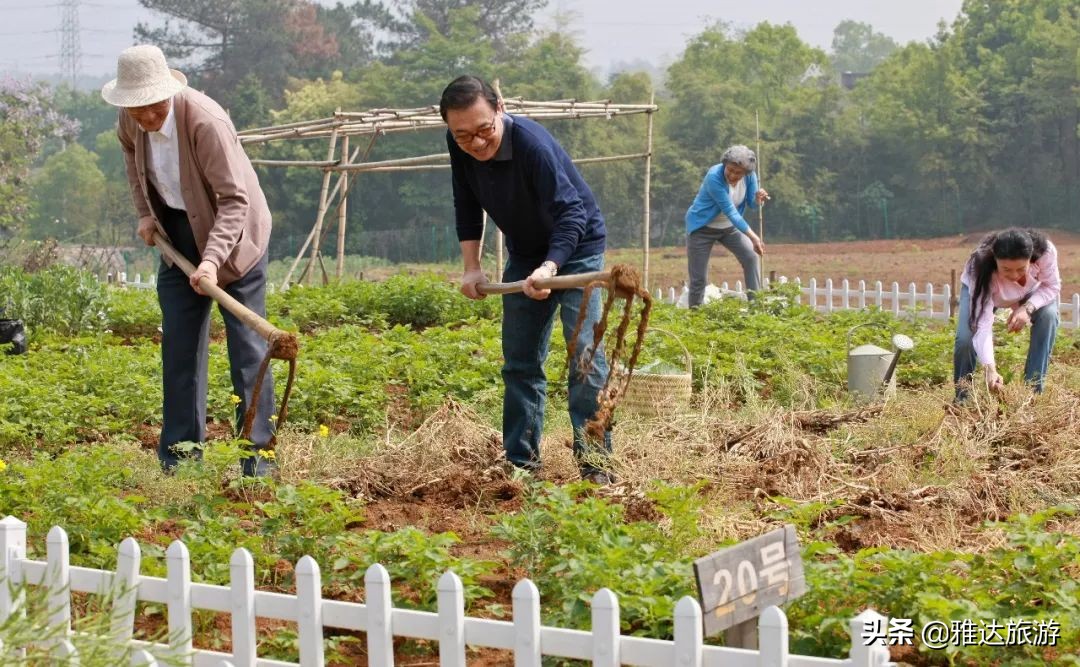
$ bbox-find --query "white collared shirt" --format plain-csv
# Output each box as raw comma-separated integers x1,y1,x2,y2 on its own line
146,99,186,211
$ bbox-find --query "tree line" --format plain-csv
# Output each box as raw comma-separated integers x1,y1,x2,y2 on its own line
2,0,1077,263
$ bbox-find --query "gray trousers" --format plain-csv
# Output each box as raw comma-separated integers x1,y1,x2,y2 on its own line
157,204,275,473
687,226,761,307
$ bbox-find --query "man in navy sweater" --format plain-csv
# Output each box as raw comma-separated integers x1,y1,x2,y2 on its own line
440,75,613,484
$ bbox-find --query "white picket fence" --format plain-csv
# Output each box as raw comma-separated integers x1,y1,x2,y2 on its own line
657,276,1080,329
0,516,896,667
105,271,157,290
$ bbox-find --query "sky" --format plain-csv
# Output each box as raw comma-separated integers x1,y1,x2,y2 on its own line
0,0,965,84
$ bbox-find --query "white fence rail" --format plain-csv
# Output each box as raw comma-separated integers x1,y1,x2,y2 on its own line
103,271,157,290
0,516,896,667
657,276,1080,329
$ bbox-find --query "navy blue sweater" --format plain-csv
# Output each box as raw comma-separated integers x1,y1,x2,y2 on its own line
448,114,606,267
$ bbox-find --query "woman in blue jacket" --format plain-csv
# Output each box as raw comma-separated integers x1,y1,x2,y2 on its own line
685,145,768,307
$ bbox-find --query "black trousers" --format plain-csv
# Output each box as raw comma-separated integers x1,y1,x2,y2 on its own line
156,205,275,471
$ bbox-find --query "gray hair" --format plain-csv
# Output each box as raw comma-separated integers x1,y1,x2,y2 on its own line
721,145,757,171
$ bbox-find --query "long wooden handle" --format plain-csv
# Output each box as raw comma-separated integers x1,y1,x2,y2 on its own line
152,232,282,343
476,270,611,295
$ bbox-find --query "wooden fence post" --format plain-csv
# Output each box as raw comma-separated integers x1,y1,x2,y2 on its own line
46,527,71,645
166,540,193,664
230,549,257,667
758,605,789,667
512,579,542,667
949,269,958,317
438,571,466,667
365,564,394,667
111,537,141,662
0,516,27,656
672,597,703,667
296,556,325,667
592,588,620,667
849,609,890,666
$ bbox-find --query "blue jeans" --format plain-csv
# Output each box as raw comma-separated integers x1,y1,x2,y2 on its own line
953,284,1058,399
501,252,612,474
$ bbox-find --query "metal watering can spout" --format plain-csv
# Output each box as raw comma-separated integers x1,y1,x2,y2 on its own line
881,333,914,389
846,323,915,402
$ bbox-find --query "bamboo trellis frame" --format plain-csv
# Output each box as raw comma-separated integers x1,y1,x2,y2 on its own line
237,97,660,289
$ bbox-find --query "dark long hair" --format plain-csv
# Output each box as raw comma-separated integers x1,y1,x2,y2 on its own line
967,227,1049,332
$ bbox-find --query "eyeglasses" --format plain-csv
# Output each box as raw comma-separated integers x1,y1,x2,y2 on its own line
452,117,498,145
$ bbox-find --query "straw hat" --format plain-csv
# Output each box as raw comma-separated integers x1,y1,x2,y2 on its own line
101,45,187,107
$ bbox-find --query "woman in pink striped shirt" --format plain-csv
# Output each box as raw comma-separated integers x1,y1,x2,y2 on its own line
954,228,1061,401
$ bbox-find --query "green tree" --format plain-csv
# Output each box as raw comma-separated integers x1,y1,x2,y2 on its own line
0,80,79,236
661,22,839,242
27,145,107,241
358,0,548,59
135,0,366,111
829,20,899,74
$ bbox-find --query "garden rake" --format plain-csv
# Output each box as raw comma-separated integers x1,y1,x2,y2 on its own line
152,232,298,443
477,264,653,439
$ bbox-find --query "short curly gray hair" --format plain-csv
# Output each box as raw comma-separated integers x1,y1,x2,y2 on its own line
721,145,757,171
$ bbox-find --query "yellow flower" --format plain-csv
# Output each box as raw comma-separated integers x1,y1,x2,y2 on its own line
270,414,278,423
318,424,330,438
256,449,276,461
0,459,7,473
230,394,242,405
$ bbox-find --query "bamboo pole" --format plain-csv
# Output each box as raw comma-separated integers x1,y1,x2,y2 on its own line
279,136,376,288
336,135,349,280
242,109,659,144
305,119,341,285
330,152,449,171
249,159,338,168
281,125,339,288
239,116,337,135
642,95,655,290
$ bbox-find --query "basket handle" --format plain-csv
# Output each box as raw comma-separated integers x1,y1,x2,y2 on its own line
645,327,693,375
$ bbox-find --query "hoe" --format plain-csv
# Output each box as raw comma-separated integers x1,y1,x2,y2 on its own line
478,264,653,438
153,232,298,444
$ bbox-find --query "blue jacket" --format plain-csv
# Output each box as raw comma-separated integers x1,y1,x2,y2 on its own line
448,114,606,267
685,163,758,234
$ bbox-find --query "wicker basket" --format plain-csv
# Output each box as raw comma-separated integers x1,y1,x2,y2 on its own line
619,328,693,417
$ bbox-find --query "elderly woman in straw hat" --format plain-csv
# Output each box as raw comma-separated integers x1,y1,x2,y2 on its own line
684,145,769,307
102,44,275,476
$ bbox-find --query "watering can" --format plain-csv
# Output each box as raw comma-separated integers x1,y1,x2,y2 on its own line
846,323,914,402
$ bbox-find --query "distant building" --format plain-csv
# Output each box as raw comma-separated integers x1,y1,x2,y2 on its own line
841,71,870,90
